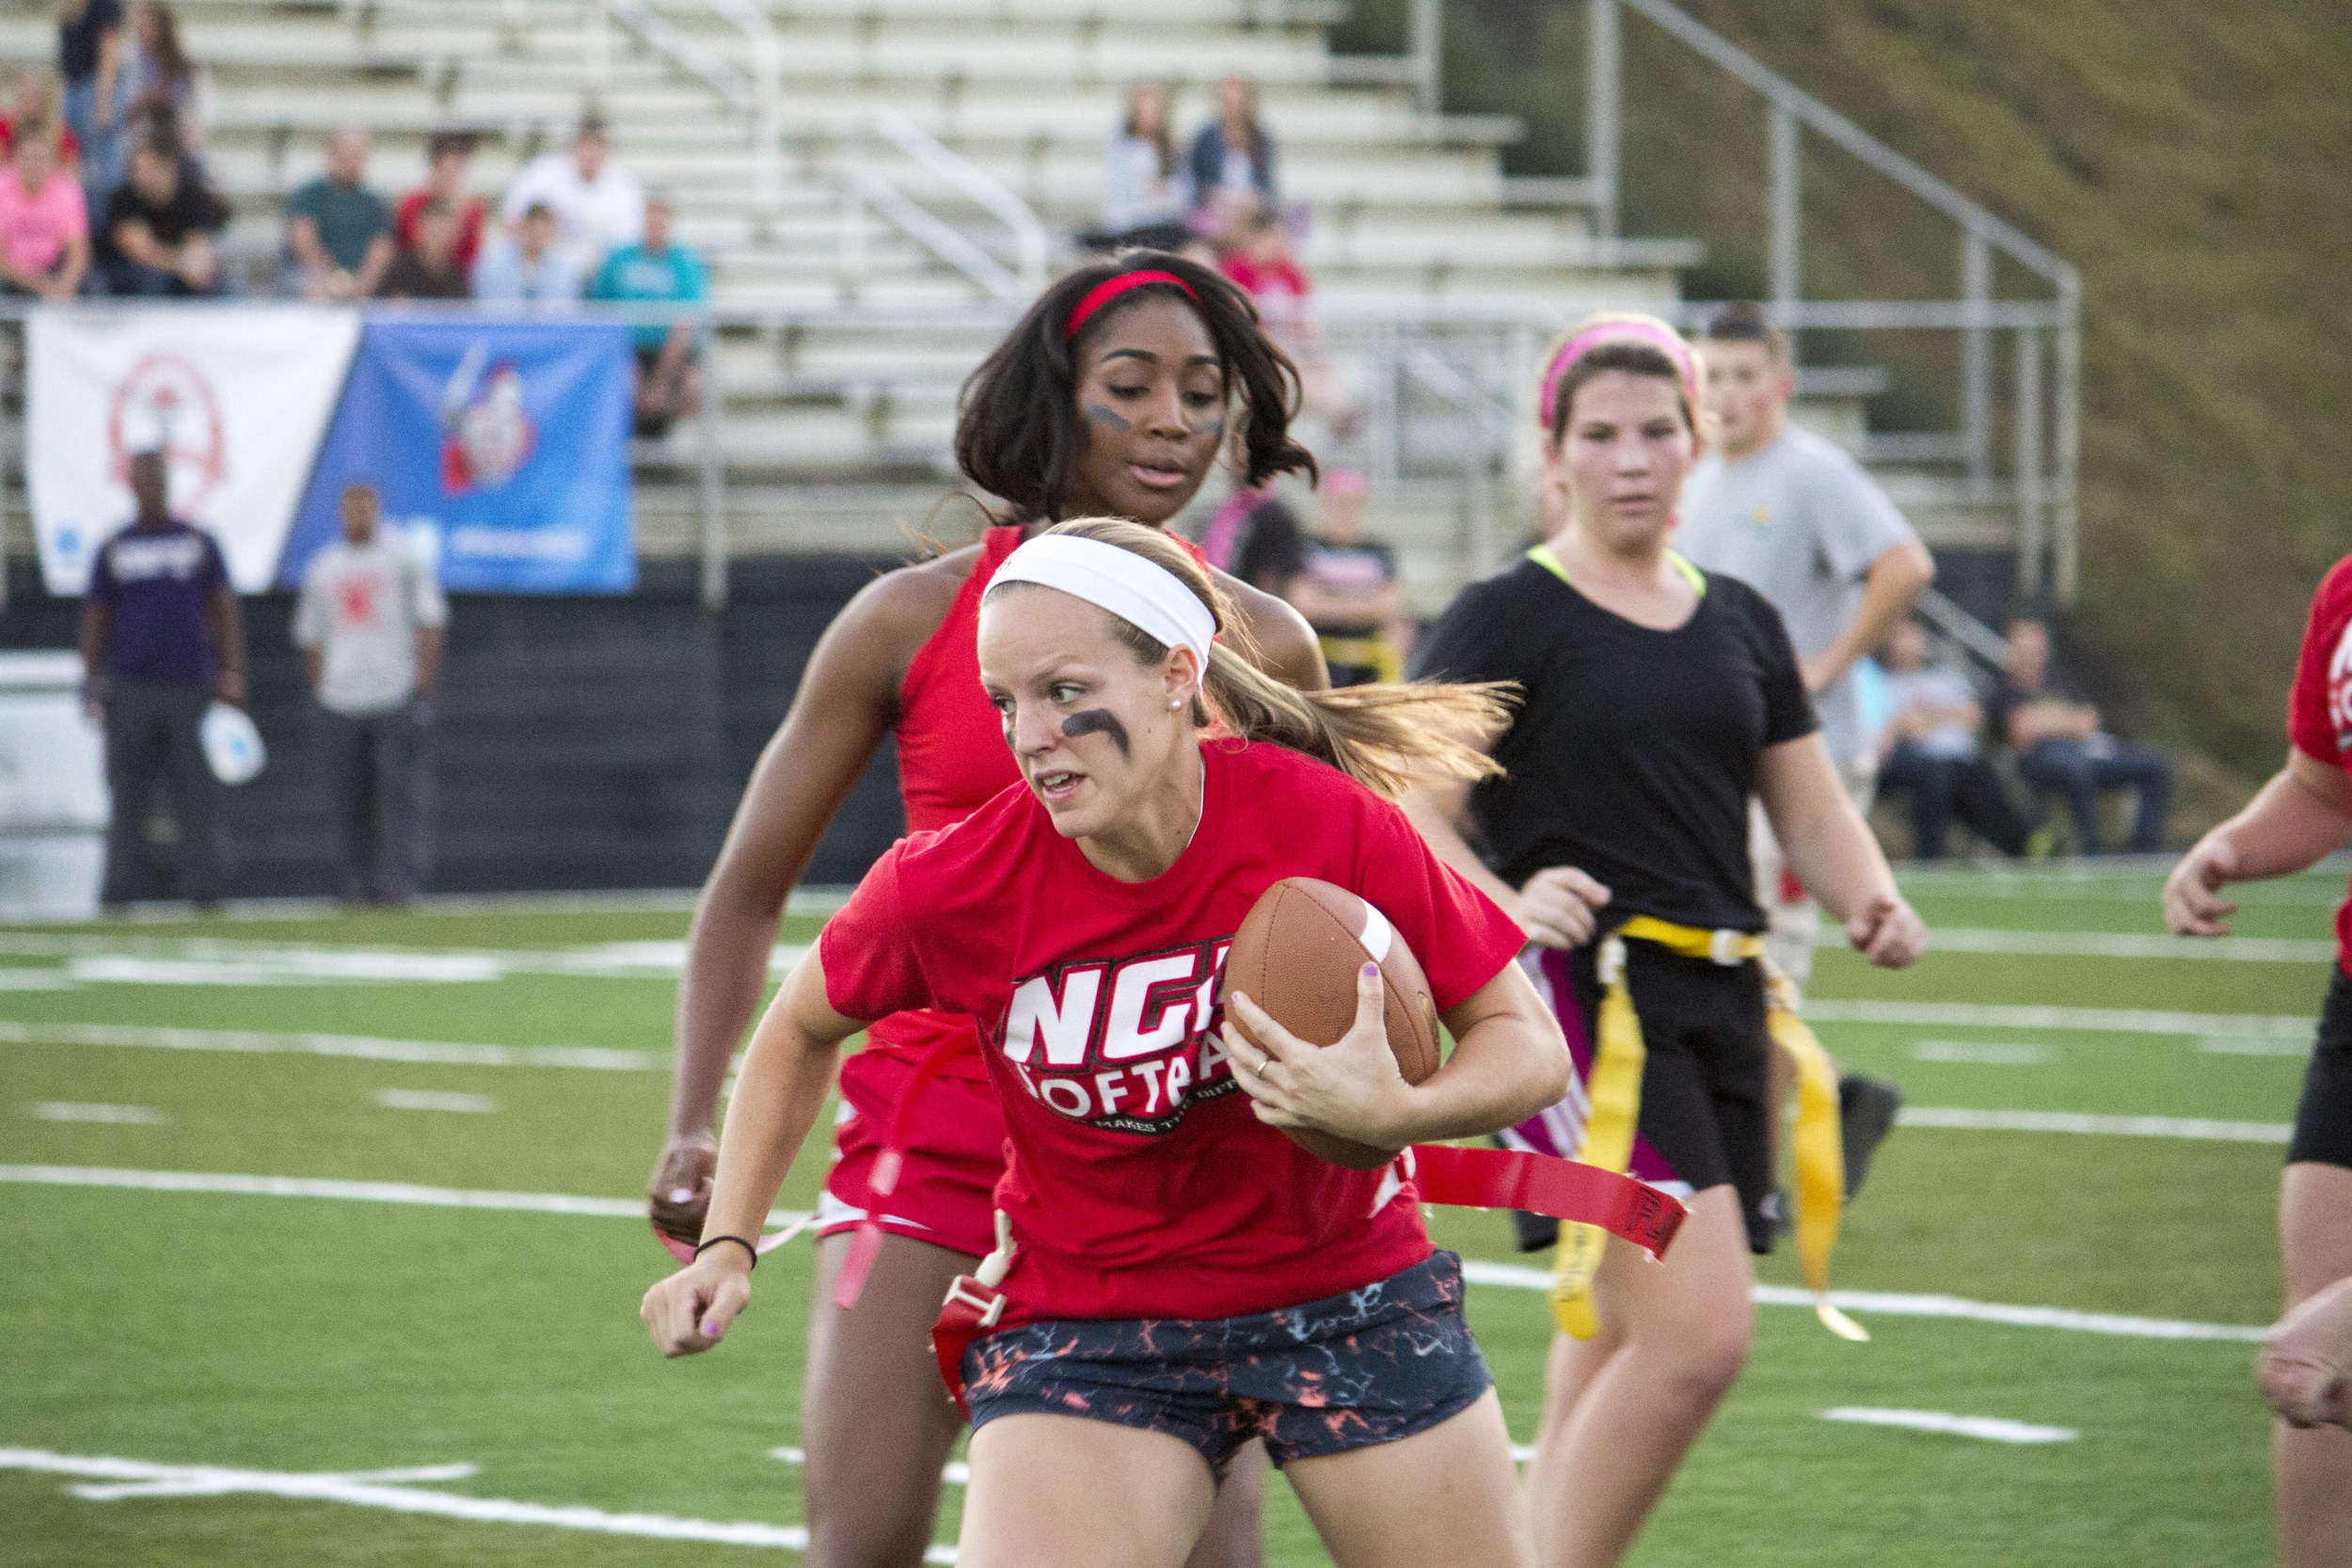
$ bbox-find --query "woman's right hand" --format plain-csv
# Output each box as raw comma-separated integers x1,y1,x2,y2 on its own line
1511,866,1611,949
2162,834,2240,937
640,1248,753,1358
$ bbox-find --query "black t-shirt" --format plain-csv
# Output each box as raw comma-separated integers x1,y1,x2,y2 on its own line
102,173,229,261
60,0,122,83
1985,666,2089,752
1231,499,1306,594
1412,552,1817,933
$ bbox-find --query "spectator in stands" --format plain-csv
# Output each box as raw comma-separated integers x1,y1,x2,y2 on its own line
395,130,485,275
79,450,245,911
1220,209,1355,436
1279,467,1412,687
285,125,394,301
591,190,706,436
57,0,124,205
1225,487,1305,595
1878,618,2040,859
1089,82,1190,252
373,198,469,300
294,482,447,908
1990,615,2173,854
98,131,223,294
471,200,582,306
117,3,205,159
0,118,89,298
0,70,82,166
1188,73,1276,237
1679,301,1934,989
501,112,643,276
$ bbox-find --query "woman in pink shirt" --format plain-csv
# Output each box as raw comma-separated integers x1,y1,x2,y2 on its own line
0,117,87,298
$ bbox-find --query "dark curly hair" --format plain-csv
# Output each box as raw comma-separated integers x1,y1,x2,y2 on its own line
954,250,1317,522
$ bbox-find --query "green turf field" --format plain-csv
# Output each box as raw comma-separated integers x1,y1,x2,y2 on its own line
0,863,2326,1565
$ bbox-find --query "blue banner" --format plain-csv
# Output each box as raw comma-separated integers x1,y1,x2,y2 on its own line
279,317,636,593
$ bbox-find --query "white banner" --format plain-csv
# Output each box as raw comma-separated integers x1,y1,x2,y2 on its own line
28,307,363,594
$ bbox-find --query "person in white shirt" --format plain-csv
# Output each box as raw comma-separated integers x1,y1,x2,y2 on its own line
294,482,448,906
499,113,643,275
1092,82,1190,250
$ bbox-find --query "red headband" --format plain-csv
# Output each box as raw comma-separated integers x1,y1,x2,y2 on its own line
1064,270,1199,340
1538,317,1699,430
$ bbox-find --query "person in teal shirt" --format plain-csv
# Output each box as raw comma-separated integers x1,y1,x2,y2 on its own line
591,190,706,436
284,126,393,300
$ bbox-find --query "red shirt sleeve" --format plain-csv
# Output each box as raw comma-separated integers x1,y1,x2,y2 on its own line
818,842,936,1022
1346,787,1526,1010
2287,557,2352,767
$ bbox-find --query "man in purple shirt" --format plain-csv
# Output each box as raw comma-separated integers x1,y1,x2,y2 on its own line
78,451,247,909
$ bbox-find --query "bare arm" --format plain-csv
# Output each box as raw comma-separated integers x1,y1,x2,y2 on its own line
285,214,331,275
206,582,246,705
1403,773,1612,950
354,231,396,296
414,625,443,697
112,216,177,272
94,27,122,127
2164,750,2352,937
78,598,110,719
1756,732,1924,967
1803,539,1932,694
640,950,866,1356
647,563,950,1238
1217,567,1330,692
50,231,88,298
1224,958,1570,1153
300,648,323,691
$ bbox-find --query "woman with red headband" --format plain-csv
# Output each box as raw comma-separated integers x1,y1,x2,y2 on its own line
644,253,1325,1568
1406,312,1926,1567
646,516,1568,1568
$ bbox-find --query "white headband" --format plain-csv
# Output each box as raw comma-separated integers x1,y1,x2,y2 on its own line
989,534,1216,673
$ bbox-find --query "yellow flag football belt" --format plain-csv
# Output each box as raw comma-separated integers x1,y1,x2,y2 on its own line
1549,914,1868,1343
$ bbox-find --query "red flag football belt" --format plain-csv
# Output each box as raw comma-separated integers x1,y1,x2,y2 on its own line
930,1145,1686,1417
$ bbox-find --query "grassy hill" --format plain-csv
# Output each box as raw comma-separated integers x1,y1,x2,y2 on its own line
1345,0,2352,797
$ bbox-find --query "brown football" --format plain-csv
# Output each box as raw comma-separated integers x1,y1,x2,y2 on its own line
1220,877,1444,1169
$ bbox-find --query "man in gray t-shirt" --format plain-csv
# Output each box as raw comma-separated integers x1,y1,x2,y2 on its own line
294,482,447,904
1677,303,1933,994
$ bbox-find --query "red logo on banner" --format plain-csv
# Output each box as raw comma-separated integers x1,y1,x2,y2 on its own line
106,352,229,513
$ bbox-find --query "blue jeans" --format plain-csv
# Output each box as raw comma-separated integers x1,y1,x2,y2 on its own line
2018,736,2173,853
63,76,122,214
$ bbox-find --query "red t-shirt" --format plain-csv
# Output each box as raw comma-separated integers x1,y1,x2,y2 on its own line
2286,554,2352,975
394,188,485,273
820,738,1526,1323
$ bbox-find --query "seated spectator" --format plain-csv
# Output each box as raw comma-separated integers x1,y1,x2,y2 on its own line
117,3,206,159
1227,489,1306,596
470,201,582,306
1989,616,2173,854
0,118,88,299
1088,83,1189,252
1221,210,1355,436
501,113,642,276
591,190,707,436
1188,73,1275,245
0,71,82,166
98,131,222,295
373,198,468,300
1878,619,2041,859
1278,469,1411,687
396,130,485,275
285,126,392,301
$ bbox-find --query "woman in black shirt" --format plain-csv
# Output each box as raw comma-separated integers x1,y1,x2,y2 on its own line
1407,313,1925,1568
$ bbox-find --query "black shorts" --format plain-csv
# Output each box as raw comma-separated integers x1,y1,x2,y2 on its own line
961,1251,1490,1470
2289,967,2352,1169
1569,938,1776,1253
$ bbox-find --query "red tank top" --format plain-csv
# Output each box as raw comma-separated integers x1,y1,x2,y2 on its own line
863,523,1210,1072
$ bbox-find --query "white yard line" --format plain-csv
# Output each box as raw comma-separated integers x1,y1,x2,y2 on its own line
1456,1259,2265,1342
1818,1408,2077,1444
1802,998,2315,1041
373,1090,499,1115
0,935,809,987
1908,1040,2053,1065
25,1102,166,1124
1898,1107,2290,1143
1818,927,2335,962
0,1021,660,1070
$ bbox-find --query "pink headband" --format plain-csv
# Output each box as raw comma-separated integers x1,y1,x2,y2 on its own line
1064,270,1200,340
1537,318,1698,430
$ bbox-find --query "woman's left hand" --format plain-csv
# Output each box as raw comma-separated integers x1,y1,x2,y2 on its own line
1846,891,1928,968
1222,962,1409,1149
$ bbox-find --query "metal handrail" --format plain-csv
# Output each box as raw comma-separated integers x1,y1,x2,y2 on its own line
867,109,1049,293
595,0,779,213
841,166,1022,298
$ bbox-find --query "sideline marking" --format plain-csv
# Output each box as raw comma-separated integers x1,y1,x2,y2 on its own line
1457,1259,2265,1342
0,1021,660,1071
1819,1408,2077,1444
1818,927,2333,963
26,1102,165,1125
771,1446,971,1487
1,1165,2265,1344
1909,1040,2052,1065
374,1089,498,1115
1804,999,2313,1041
1898,1107,2290,1143
0,934,810,988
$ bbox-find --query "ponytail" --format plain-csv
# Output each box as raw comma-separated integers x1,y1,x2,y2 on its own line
1004,518,1513,799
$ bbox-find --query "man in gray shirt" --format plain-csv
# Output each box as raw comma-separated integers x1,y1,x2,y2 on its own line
1678,302,1934,990
294,482,447,905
